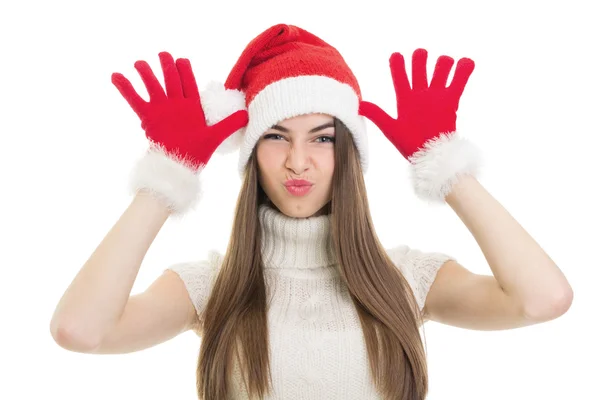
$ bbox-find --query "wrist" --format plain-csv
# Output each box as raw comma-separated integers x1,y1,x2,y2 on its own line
407,131,483,204
133,189,175,217
128,144,204,217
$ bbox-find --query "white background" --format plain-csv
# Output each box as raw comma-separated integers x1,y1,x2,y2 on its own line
1,0,598,399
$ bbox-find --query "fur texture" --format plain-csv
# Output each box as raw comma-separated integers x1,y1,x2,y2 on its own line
408,131,482,204
128,144,204,216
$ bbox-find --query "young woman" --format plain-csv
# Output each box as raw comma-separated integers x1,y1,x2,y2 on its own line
50,24,573,400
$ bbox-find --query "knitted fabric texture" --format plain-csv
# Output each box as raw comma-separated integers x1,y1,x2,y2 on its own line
167,205,454,399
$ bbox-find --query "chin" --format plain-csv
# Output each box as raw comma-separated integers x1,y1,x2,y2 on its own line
272,200,330,219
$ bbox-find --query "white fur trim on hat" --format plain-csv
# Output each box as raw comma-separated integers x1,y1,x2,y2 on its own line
237,75,368,177
199,81,247,155
408,131,483,204
128,144,204,217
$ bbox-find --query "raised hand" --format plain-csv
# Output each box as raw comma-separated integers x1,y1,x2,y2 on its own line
112,51,248,170
359,48,475,161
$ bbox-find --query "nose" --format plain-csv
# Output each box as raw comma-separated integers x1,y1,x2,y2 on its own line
285,142,311,175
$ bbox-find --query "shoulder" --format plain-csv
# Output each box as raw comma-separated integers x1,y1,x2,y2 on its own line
385,244,455,311
167,249,223,277
386,244,454,270
385,243,454,272
164,250,224,316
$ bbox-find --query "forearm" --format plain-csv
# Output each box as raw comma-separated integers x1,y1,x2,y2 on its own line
444,174,573,320
50,190,171,348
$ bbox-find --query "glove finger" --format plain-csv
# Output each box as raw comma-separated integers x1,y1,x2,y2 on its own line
134,60,167,102
411,48,429,91
159,51,184,99
111,72,146,116
175,58,202,101
358,101,396,133
210,109,249,148
389,52,411,110
448,57,475,101
430,55,455,89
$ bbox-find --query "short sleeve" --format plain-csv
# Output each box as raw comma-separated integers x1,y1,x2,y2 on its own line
165,250,223,328
386,244,456,313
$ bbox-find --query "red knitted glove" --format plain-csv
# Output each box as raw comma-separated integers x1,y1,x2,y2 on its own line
360,49,482,203
112,52,249,215
112,51,248,169
359,48,474,159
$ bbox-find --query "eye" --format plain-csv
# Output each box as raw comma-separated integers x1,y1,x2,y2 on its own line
263,134,285,140
262,134,335,143
316,135,335,143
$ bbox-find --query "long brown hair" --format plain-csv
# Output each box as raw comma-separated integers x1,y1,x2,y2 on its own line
197,118,429,399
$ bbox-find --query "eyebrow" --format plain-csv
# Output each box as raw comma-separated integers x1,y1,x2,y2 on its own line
270,122,335,134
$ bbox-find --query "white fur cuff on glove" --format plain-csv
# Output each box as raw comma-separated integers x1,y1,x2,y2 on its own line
128,145,203,216
408,132,483,204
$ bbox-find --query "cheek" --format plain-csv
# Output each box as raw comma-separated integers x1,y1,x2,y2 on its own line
256,146,278,186
257,143,281,167
316,151,335,175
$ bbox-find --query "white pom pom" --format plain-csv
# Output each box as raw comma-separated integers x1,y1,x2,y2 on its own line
200,81,247,155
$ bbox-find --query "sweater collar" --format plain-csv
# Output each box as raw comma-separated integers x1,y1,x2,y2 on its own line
258,204,336,270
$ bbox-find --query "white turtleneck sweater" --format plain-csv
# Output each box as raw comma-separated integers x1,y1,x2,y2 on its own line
166,204,454,399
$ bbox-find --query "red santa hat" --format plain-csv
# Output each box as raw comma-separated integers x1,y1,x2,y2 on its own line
199,23,369,177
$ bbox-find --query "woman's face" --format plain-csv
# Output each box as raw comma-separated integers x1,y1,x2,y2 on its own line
256,113,335,218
